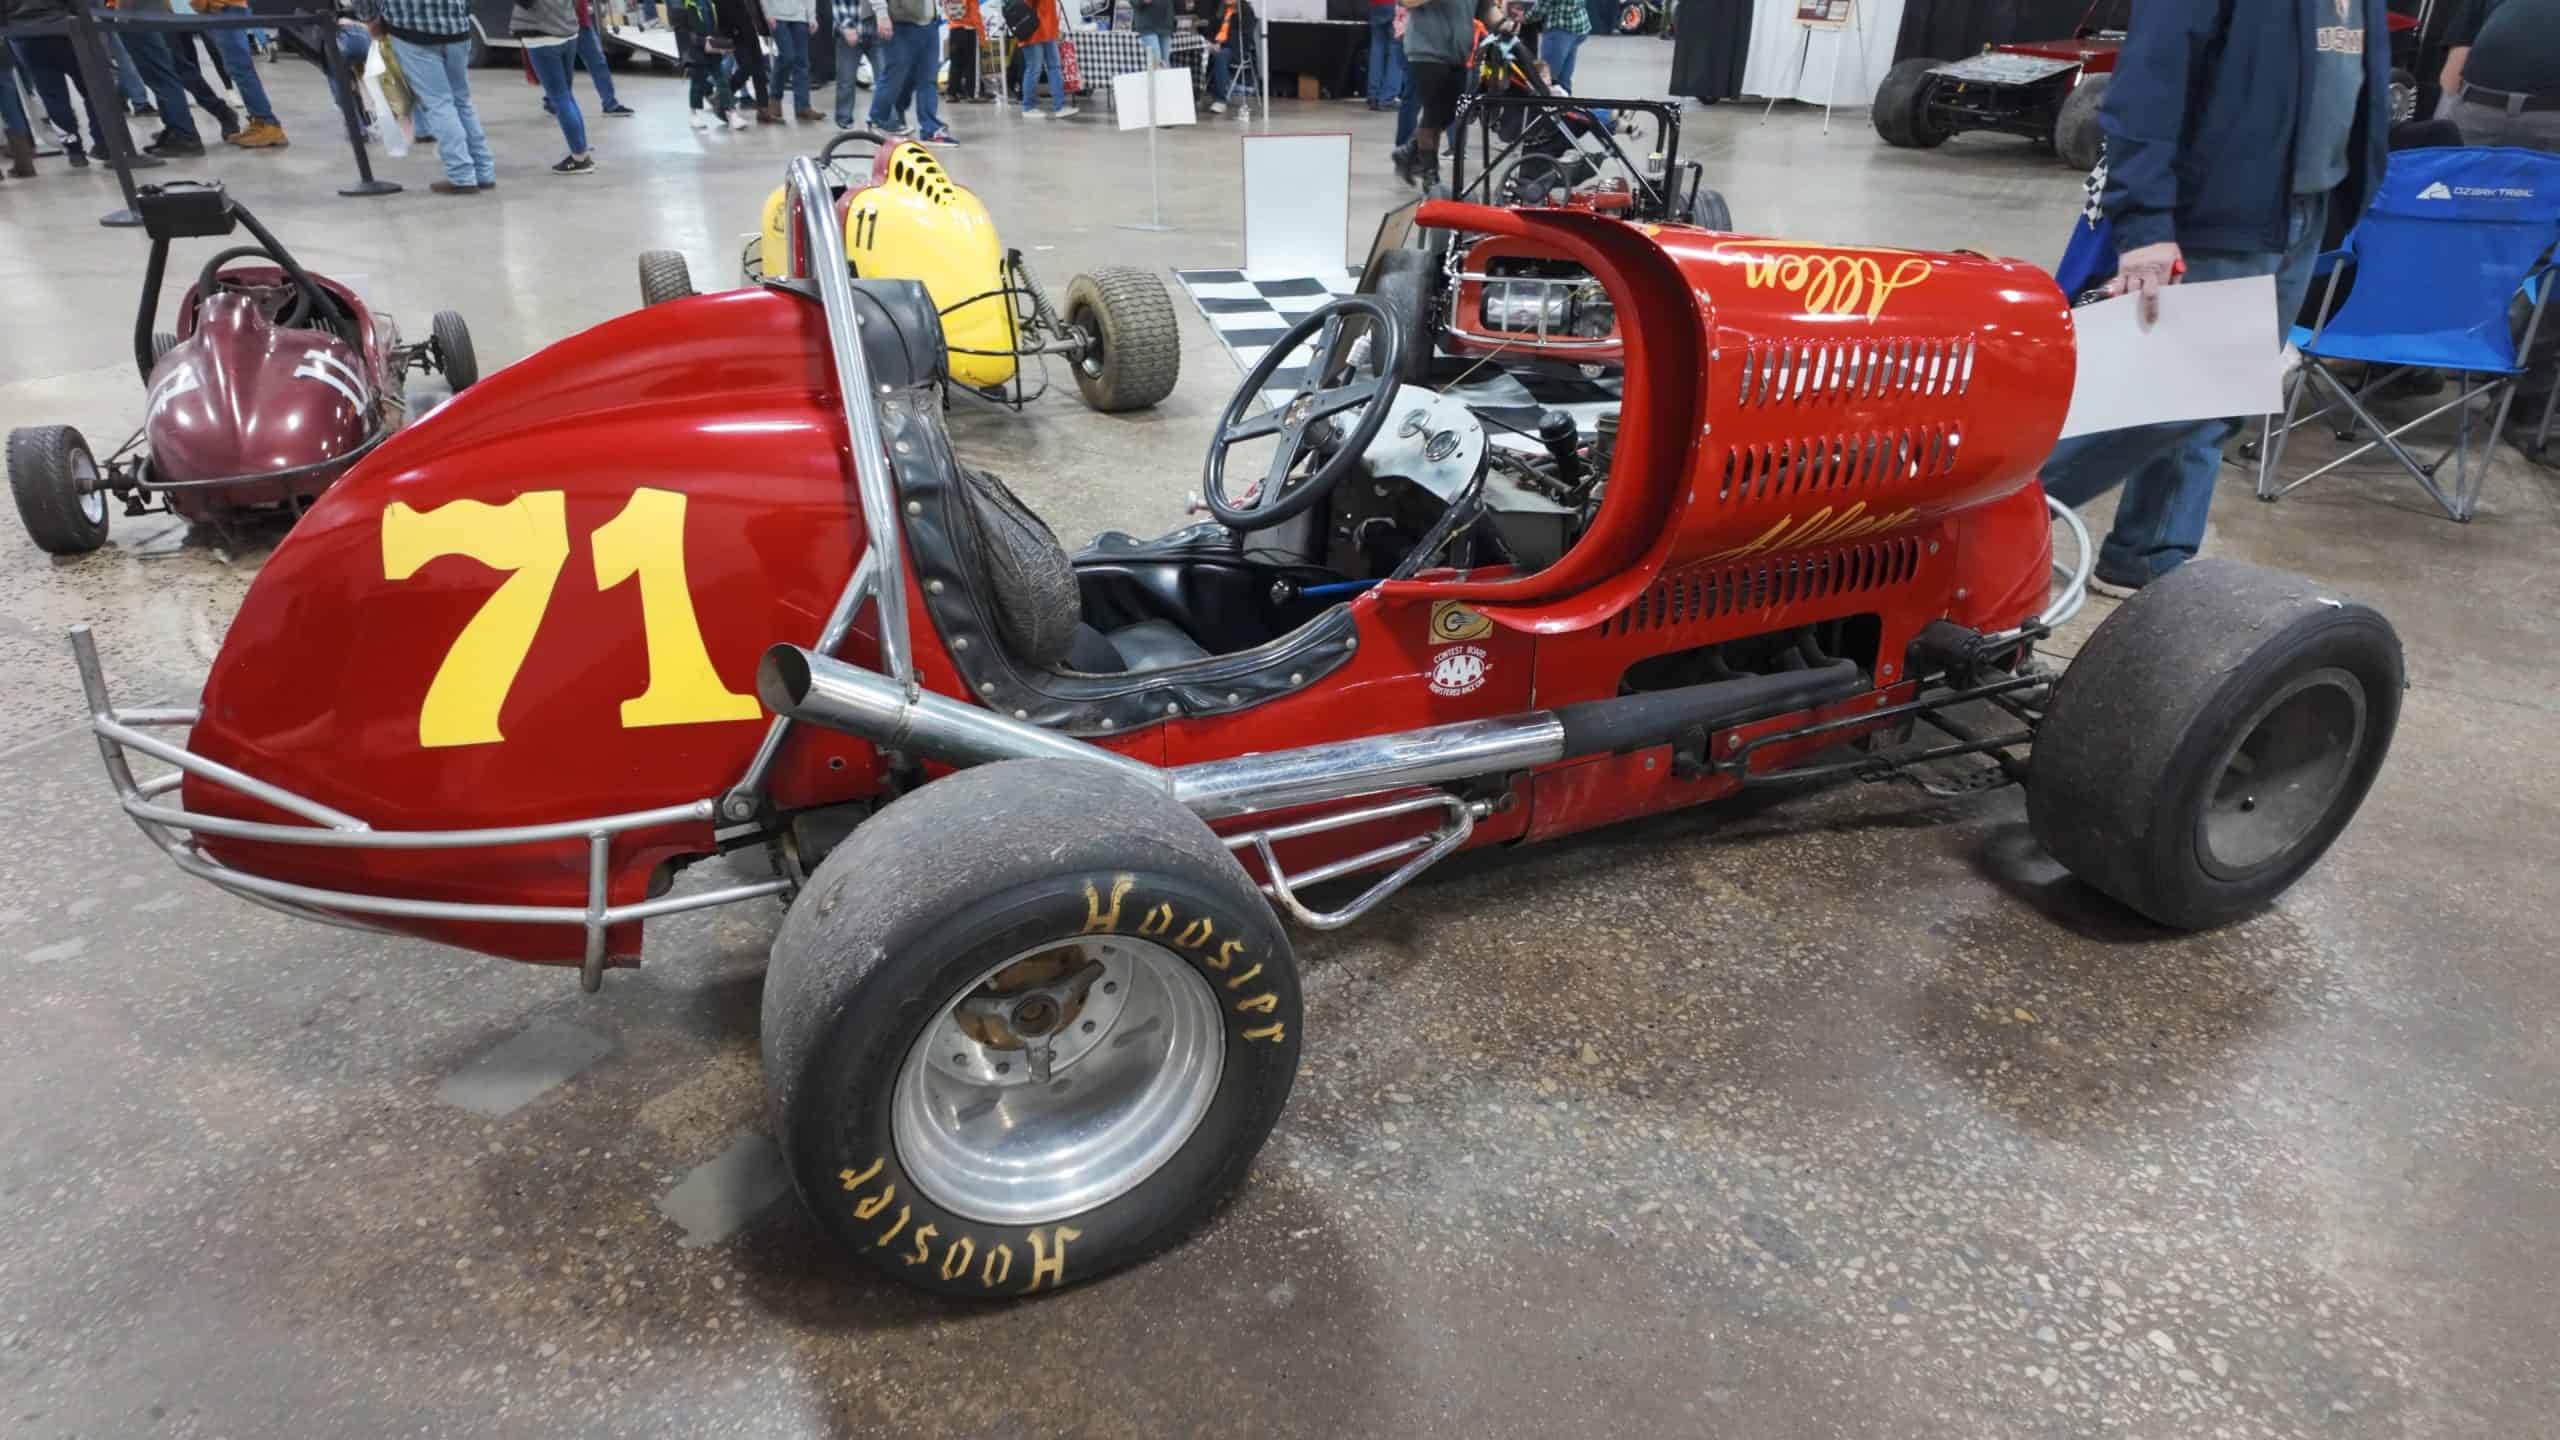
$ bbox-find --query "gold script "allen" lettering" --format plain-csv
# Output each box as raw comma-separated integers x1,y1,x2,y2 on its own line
1719,242,1934,321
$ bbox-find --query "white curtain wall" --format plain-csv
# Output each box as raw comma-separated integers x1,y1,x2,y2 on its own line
1739,0,1909,107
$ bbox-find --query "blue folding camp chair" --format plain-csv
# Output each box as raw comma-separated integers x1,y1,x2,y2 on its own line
2256,146,2560,522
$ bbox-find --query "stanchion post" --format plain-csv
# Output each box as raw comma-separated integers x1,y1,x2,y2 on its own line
321,13,400,196
64,1,164,227
1117,42,1173,232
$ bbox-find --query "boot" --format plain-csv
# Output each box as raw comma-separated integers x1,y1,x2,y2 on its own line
758,100,780,123
5,129,32,178
63,137,88,169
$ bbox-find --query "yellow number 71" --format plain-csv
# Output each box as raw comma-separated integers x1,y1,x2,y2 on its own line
381,487,763,749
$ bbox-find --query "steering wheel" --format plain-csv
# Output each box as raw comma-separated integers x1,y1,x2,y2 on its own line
818,128,888,178
1203,296,1404,532
196,245,331,331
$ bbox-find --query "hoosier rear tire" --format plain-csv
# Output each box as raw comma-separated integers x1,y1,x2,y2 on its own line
1874,58,1951,149
2027,559,2402,931
1065,267,1181,413
7,425,109,556
1364,247,1436,386
639,248,697,307
1685,183,1734,231
763,760,1302,1298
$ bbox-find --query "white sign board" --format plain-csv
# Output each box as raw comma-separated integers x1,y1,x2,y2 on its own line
1241,131,1352,279
2060,276,2287,439
1260,0,1324,19
1113,68,1198,129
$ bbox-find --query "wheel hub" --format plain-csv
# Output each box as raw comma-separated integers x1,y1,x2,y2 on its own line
895,935,1223,1226
2198,666,2368,879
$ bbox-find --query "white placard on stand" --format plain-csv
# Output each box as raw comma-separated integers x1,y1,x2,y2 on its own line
1240,131,1352,279
1114,67,1199,129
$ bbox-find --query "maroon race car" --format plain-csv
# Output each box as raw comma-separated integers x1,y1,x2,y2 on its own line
7,181,477,555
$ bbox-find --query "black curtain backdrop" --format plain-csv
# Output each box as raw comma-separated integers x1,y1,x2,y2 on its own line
1669,0,1750,103
1892,0,2128,64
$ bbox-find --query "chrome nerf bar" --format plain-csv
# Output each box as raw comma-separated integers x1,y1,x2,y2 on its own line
70,625,789,994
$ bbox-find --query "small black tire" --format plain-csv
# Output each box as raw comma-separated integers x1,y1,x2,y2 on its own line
1365,247,1435,386
1684,183,1734,231
763,760,1302,1298
431,310,478,392
639,248,697,308
1873,57,1951,149
1064,266,1182,413
2054,71,2108,173
8,425,110,556
2027,559,2403,931
150,330,181,369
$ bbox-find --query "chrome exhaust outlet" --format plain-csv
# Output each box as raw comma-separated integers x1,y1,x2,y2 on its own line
759,644,1864,824
759,644,1567,821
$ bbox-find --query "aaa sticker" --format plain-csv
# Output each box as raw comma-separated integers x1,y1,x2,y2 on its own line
1429,645,1489,697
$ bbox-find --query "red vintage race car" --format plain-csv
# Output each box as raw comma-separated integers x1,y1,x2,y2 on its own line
1876,5,2424,173
70,159,2402,1298
8,181,476,555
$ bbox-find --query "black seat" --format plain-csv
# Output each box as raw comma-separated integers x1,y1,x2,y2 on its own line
956,468,1211,676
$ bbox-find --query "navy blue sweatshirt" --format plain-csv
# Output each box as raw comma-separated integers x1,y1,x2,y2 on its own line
2099,0,2393,255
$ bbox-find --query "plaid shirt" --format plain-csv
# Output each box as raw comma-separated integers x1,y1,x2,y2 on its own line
1528,0,1588,35
361,0,474,42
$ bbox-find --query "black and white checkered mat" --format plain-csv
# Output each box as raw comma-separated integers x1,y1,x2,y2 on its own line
1173,267,1622,453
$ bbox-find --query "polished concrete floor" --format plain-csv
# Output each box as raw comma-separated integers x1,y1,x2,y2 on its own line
4,46,2559,1440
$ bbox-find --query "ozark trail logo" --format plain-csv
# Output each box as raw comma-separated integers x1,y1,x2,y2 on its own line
2417,181,2453,201
1428,645,1489,697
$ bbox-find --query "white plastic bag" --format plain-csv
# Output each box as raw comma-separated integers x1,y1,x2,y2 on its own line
361,37,414,157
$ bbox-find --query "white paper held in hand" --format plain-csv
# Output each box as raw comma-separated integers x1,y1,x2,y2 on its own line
2058,275,2284,440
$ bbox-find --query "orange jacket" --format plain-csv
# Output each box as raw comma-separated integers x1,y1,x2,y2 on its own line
1024,0,1058,42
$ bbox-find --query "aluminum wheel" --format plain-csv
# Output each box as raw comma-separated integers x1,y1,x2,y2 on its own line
2198,666,2367,879
893,934,1224,1227
72,449,104,528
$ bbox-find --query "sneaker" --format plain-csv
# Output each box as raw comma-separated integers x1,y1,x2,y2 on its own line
1209,99,1226,114
2087,566,2150,598
1055,104,1079,119
602,102,635,116
919,128,959,146
1021,108,1048,119
144,133,205,157
689,107,710,129
552,153,596,175
64,141,87,169
428,178,480,195
231,120,288,148
726,110,751,130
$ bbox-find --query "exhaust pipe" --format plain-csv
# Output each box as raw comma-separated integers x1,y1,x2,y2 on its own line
758,645,1864,823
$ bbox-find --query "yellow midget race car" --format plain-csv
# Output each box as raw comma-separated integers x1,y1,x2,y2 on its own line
637,131,1180,412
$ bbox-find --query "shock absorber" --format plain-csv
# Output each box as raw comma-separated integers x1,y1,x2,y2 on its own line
1012,249,1071,353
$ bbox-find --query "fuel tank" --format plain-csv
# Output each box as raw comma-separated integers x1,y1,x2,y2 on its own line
148,284,377,517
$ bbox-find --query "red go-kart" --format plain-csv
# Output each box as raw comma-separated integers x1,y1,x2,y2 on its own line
8,181,476,555
70,158,2402,1297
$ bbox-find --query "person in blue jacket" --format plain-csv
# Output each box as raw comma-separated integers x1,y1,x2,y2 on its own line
2042,0,2392,592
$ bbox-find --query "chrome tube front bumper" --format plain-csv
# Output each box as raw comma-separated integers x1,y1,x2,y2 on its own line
71,626,791,992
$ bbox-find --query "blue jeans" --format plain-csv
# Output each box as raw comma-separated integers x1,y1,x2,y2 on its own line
525,40,588,154
2041,193,2331,582
205,26,277,125
1139,30,1170,66
0,47,27,135
389,35,493,185
1366,6,1400,103
871,20,940,131
834,27,872,125
125,31,237,142
1206,41,1235,101
772,19,810,113
1537,27,1582,91
571,24,621,107
1395,52,1419,145
111,36,150,109
1017,37,1062,112
322,25,370,119
12,36,104,152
